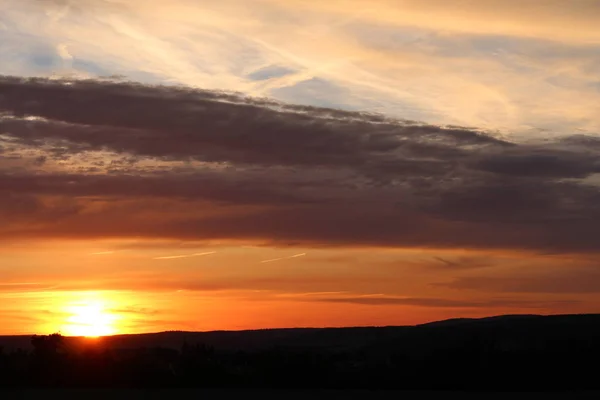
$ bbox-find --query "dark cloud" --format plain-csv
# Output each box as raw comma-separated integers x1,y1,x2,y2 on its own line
0,171,325,205
0,76,506,172
473,152,600,178
306,296,578,309
426,179,600,224
439,267,600,294
1,76,600,252
429,256,495,270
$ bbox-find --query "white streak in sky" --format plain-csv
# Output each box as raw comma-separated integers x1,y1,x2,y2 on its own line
154,251,216,260
260,253,306,263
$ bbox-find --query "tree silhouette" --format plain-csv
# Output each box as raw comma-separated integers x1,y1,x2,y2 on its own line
30,333,67,386
31,333,65,358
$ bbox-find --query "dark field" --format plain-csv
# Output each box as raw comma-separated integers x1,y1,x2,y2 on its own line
1,314,600,391
3,389,600,400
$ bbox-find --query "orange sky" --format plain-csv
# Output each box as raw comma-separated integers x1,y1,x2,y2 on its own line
0,240,597,335
0,0,600,335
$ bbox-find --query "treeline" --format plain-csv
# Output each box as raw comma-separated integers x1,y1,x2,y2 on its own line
0,328,599,390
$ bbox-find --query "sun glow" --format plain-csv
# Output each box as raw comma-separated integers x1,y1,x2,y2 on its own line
61,297,120,337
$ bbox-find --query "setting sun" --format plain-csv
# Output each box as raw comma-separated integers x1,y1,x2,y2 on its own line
61,298,120,337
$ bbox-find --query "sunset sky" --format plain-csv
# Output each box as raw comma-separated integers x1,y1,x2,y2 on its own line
1,0,600,336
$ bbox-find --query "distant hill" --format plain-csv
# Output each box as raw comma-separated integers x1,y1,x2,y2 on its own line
2,313,600,390
2,313,599,352
416,313,543,327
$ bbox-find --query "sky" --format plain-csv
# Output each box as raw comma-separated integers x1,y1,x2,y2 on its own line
0,0,599,336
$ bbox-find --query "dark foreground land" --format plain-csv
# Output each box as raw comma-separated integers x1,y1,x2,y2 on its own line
1,314,600,391
3,389,600,400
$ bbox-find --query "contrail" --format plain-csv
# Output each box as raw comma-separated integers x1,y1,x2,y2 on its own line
0,282,46,286
90,251,115,255
154,251,216,260
260,253,306,263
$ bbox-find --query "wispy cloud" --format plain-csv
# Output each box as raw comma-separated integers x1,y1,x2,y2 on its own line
306,296,580,309
0,282,46,286
261,253,306,263
0,282,60,293
1,0,599,135
154,251,217,260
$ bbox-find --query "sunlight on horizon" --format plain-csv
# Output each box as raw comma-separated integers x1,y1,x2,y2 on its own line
58,293,122,337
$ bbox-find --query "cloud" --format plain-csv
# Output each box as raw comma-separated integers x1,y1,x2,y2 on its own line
56,43,73,69
109,306,160,316
428,256,495,271
0,282,47,287
305,295,579,309
0,282,59,292
2,0,600,137
473,152,600,178
439,267,600,294
270,0,600,44
260,253,306,263
0,76,503,170
154,251,216,260
0,77,600,253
